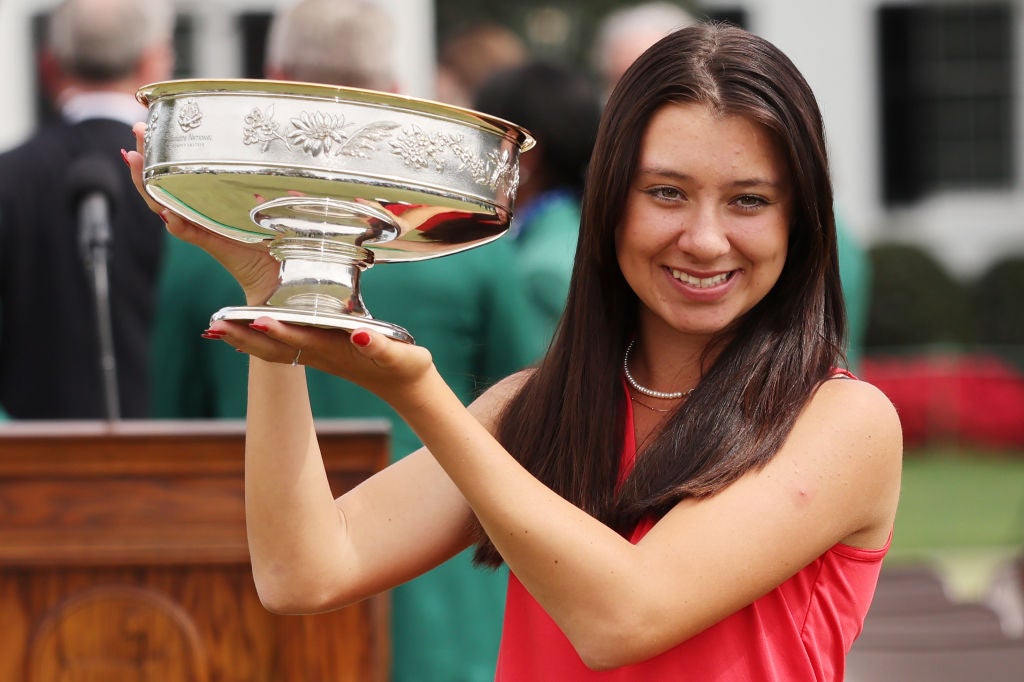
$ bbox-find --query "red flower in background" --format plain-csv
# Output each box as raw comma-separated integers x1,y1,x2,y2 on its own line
861,354,1024,449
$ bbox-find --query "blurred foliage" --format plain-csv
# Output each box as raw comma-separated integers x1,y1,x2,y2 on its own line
865,242,974,349
865,243,1024,363
972,256,1024,346
971,255,1024,372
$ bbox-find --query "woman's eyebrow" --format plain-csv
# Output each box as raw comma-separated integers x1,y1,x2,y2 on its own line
635,166,782,189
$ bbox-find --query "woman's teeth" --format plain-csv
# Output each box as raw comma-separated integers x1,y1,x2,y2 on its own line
671,270,731,288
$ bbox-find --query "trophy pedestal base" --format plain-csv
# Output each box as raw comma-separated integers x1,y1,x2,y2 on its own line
211,305,415,344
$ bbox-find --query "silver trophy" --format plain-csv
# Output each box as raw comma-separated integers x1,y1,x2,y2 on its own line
138,79,534,343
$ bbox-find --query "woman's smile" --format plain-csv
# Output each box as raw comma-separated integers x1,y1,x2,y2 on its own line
664,266,741,306
669,267,735,289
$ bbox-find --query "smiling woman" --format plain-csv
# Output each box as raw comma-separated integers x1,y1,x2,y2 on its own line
125,22,902,681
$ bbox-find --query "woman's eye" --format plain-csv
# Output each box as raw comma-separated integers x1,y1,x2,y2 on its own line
647,186,683,201
734,195,766,210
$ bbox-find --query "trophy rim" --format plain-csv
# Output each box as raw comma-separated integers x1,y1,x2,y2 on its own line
136,77,536,152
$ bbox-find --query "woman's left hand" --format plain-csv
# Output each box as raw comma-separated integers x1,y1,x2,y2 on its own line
210,317,436,402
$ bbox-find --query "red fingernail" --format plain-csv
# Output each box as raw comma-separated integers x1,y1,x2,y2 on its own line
159,210,169,224
120,148,130,166
202,328,226,338
250,322,270,332
352,330,371,347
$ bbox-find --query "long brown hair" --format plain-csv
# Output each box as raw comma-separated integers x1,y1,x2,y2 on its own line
473,23,845,566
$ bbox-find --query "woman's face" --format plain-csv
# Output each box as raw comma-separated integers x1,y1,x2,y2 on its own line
615,102,792,340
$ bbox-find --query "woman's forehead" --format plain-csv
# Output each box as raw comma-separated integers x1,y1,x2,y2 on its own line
635,103,787,184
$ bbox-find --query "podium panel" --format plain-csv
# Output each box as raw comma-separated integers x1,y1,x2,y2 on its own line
0,419,390,682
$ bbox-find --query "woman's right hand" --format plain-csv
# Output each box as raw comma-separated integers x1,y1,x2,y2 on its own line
124,122,281,306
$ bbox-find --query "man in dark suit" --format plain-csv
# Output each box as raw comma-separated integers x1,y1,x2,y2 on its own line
0,0,175,419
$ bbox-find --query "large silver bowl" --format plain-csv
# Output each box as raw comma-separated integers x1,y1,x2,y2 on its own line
138,78,534,342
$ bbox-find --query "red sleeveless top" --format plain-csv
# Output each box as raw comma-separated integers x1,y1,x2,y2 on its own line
495,376,888,681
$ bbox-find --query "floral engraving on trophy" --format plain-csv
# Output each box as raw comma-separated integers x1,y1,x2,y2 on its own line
389,125,462,172
242,106,281,152
459,147,520,195
176,99,203,132
388,127,518,193
284,111,346,156
242,106,399,158
240,106,516,192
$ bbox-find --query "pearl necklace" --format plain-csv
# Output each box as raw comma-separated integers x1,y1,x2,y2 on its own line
623,340,694,400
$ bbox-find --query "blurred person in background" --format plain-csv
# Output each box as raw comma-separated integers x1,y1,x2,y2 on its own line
472,60,602,344
435,20,529,108
592,2,872,371
262,0,398,91
591,1,698,101
0,0,174,419
146,1,545,680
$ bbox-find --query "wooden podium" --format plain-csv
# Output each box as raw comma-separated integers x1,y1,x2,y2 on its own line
0,419,391,682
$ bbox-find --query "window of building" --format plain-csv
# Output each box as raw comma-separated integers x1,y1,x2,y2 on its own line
878,2,1015,204
239,12,273,80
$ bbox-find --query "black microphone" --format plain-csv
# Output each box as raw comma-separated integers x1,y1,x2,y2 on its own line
66,153,123,265
66,153,125,420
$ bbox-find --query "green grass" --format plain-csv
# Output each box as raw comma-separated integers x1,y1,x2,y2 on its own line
894,448,1024,550
888,447,1024,598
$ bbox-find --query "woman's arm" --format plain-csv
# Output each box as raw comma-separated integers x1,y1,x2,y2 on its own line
231,323,902,670
242,355,480,613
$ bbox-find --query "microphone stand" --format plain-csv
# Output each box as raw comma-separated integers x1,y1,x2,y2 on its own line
79,193,120,421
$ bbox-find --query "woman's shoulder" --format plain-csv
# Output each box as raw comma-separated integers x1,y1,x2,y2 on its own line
490,367,536,397
468,368,536,429
799,373,903,457
814,373,901,430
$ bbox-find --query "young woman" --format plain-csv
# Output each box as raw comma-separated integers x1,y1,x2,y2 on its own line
128,23,902,680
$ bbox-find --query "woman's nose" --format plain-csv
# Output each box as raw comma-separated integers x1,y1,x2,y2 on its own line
676,206,730,260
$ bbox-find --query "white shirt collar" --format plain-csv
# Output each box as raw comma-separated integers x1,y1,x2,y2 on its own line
60,91,147,127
